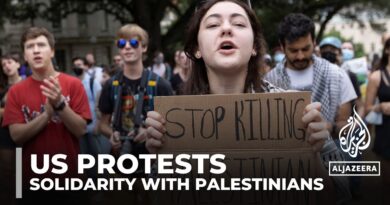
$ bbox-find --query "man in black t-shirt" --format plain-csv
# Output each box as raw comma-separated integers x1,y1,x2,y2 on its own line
98,24,172,157
98,24,172,205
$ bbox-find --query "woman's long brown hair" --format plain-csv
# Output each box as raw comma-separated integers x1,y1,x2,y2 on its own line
183,0,267,94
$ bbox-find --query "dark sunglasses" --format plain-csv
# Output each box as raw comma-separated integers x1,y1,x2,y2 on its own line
117,39,139,49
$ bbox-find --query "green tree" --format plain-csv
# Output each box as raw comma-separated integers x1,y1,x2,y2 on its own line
252,0,390,53
5,0,197,62
322,28,365,58
3,0,390,58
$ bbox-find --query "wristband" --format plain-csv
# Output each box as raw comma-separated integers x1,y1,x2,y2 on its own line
54,97,66,111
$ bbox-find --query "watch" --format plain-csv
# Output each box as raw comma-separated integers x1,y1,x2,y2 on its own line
54,99,66,111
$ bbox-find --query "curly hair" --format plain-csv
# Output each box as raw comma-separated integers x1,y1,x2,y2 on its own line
278,13,315,46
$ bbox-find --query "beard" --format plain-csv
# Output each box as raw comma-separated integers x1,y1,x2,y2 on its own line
287,58,311,70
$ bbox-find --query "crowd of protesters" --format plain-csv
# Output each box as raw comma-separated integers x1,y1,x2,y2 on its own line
1,0,390,204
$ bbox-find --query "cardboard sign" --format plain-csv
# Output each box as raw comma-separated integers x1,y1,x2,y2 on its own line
342,57,368,75
154,92,325,204
155,92,311,152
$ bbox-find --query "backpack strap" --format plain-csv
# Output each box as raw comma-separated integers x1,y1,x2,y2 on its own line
110,70,158,134
133,69,149,135
146,71,159,110
89,70,96,100
111,71,124,134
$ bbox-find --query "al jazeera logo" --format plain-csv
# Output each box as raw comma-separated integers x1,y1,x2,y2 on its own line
329,106,380,176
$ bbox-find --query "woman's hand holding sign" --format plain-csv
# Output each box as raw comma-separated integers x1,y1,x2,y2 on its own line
145,111,167,153
302,102,328,152
146,102,329,153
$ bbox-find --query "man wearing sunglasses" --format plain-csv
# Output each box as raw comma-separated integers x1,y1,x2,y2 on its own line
98,23,172,203
99,23,173,159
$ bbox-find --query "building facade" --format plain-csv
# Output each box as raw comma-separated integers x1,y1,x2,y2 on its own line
0,9,122,72
323,16,390,57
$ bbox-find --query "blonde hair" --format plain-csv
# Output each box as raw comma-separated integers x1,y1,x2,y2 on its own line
116,24,149,48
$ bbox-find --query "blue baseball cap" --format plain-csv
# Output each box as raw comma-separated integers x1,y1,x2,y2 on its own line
319,36,342,49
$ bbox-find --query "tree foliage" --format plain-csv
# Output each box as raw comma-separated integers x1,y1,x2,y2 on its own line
323,28,365,58
252,0,390,52
2,0,390,57
3,0,197,62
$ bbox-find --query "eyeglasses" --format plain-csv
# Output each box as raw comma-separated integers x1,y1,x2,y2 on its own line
117,39,139,49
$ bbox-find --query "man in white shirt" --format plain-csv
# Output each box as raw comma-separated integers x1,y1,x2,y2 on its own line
265,14,357,203
265,13,357,138
148,51,172,80
85,52,104,85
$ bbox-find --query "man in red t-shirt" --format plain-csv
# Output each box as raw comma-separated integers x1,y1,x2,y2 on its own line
2,27,91,201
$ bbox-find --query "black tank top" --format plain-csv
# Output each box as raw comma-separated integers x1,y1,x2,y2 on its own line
378,69,390,118
373,69,390,159
378,69,390,102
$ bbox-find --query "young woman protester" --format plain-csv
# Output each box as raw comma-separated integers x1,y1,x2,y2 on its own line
0,52,23,204
146,0,328,155
365,38,390,204
145,0,333,203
